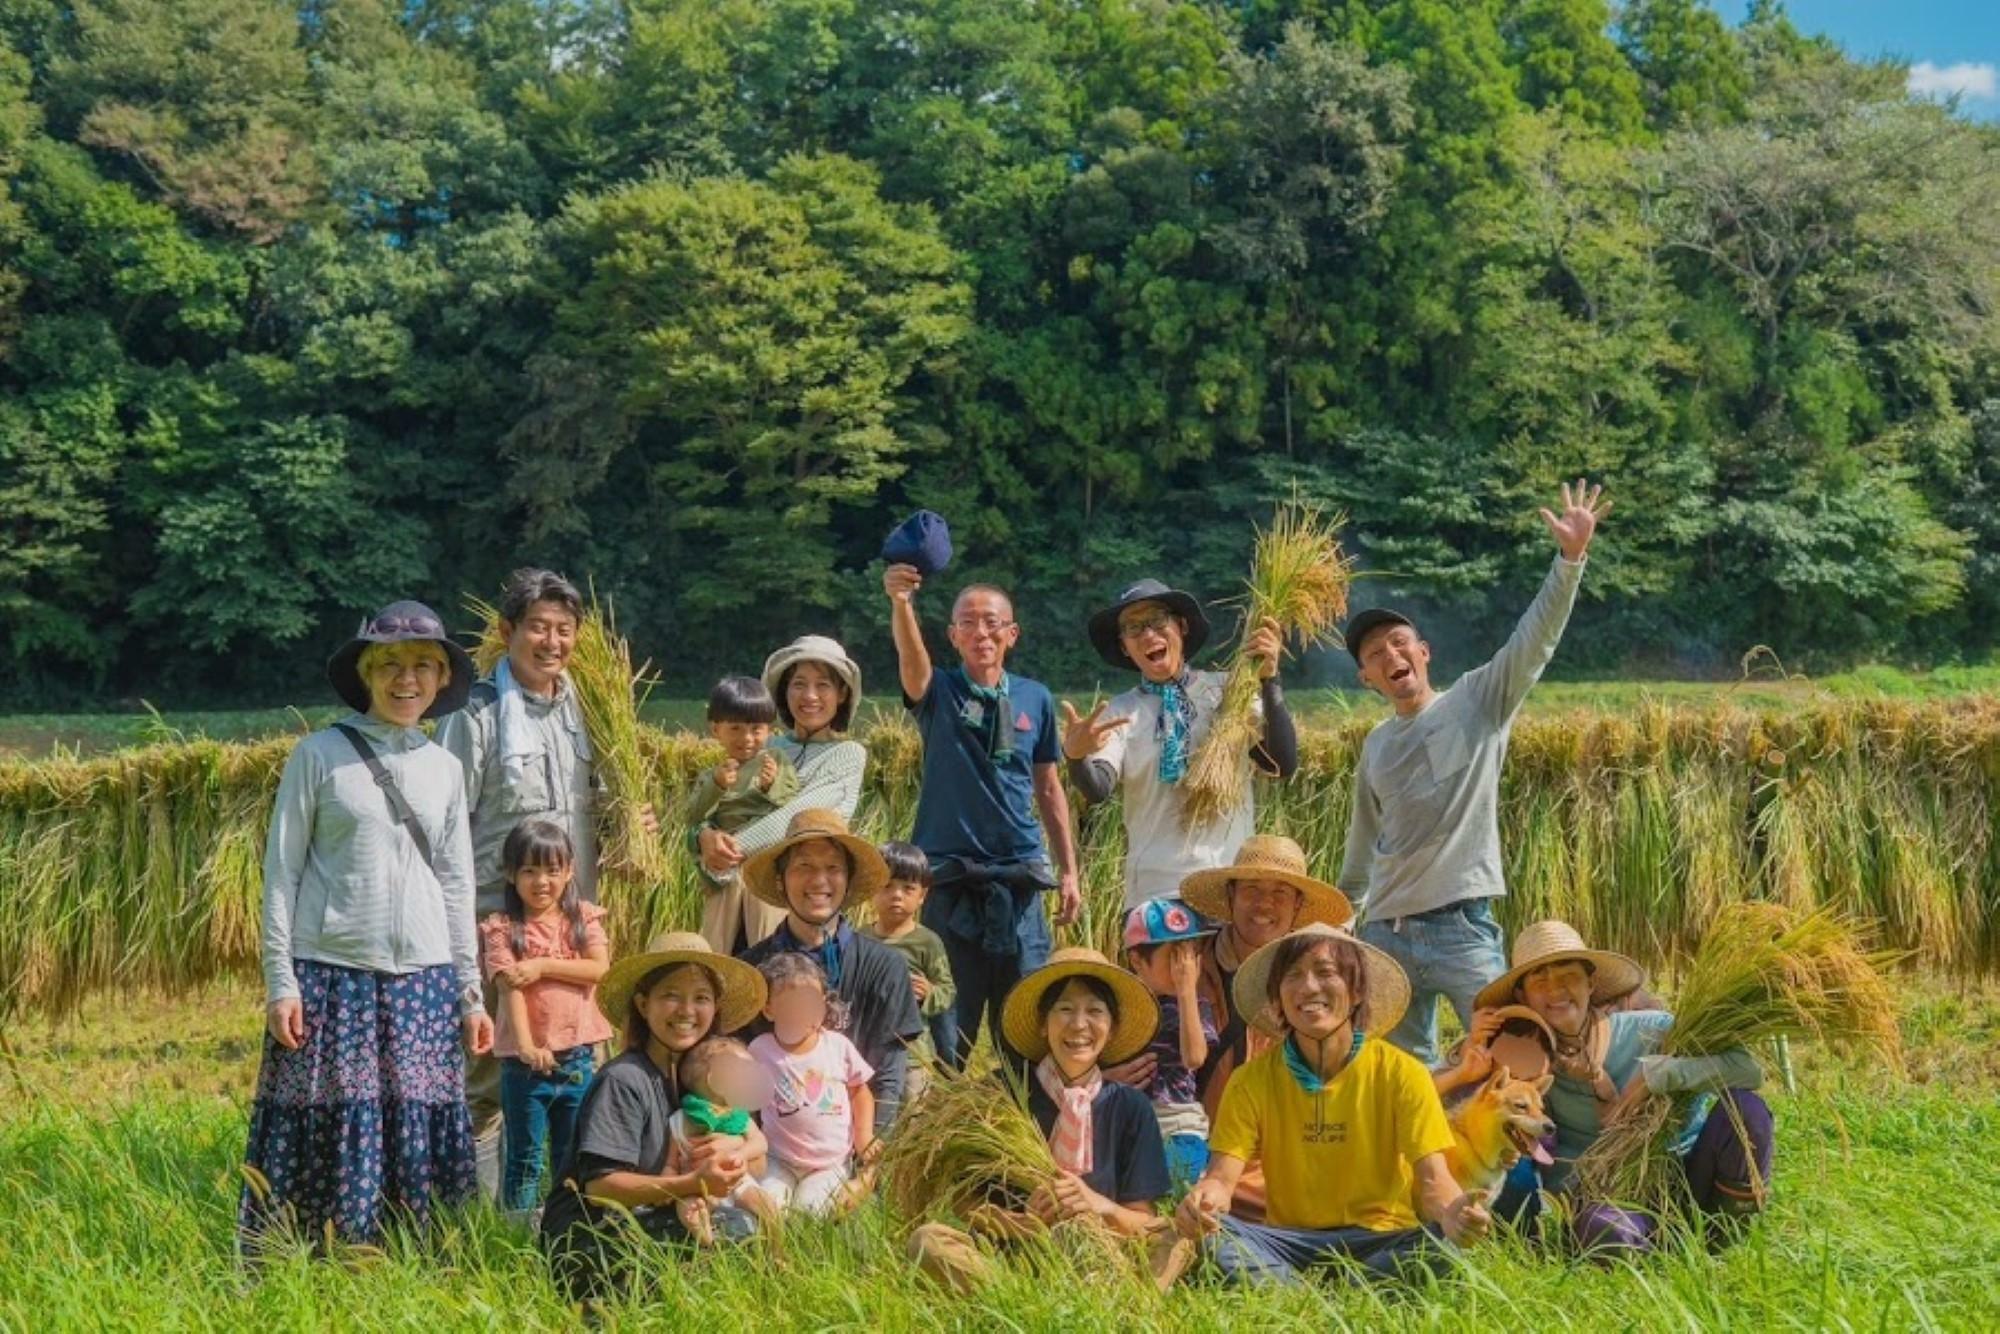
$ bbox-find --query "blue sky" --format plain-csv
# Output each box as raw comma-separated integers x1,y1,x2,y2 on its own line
1711,2,2000,118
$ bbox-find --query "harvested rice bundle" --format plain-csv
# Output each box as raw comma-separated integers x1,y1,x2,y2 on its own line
467,592,668,886
878,1065,1057,1223
1179,497,1352,831
1575,902,1902,1212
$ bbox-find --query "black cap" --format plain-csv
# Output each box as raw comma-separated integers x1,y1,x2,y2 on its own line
1343,608,1415,661
1088,579,1212,670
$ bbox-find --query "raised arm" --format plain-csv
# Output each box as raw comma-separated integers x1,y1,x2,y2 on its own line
884,563,934,703
1459,479,1607,725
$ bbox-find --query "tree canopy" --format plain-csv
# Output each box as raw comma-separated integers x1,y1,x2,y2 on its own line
3,0,1996,701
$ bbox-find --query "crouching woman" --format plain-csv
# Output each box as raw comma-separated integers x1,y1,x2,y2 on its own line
1176,924,1491,1285
1463,922,1773,1255
909,948,1182,1292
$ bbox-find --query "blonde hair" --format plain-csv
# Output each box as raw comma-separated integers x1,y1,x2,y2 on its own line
356,641,451,693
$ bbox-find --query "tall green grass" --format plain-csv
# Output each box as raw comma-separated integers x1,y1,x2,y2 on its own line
3,698,1998,1021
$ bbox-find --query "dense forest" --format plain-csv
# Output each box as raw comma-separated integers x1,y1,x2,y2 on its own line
3,0,1997,702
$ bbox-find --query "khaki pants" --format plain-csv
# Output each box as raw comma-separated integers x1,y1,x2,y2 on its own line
697,871,788,955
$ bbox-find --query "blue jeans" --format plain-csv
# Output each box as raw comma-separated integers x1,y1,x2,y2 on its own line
500,1046,595,1211
1165,1133,1210,1192
1359,899,1506,1065
1210,1215,1453,1287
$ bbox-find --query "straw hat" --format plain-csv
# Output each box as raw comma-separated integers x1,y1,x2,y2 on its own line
1000,947,1160,1067
761,635,863,732
595,931,768,1036
1231,923,1411,1039
1482,1004,1558,1082
741,808,891,910
1179,835,1354,930
1474,920,1645,1012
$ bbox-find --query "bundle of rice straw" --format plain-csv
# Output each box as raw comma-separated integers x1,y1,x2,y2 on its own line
879,1065,1058,1223
1179,496,1352,830
467,591,668,887
1574,902,1903,1213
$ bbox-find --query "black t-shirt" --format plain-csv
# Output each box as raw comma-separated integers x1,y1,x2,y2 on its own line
540,1048,676,1242
1025,1078,1171,1207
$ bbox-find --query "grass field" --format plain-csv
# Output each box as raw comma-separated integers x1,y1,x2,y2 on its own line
2,981,1997,1331
6,662,1998,758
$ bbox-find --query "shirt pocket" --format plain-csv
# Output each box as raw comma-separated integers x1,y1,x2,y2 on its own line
496,751,555,815
1422,722,1472,790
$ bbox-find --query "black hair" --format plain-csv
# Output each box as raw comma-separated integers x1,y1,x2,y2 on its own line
499,568,586,626
878,840,932,887
757,952,851,1033
624,959,723,1057
1035,973,1119,1027
773,660,855,733
708,675,778,726
500,820,588,957
1264,934,1370,1034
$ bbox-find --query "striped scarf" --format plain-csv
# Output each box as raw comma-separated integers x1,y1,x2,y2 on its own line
1138,672,1195,785
1035,1056,1101,1176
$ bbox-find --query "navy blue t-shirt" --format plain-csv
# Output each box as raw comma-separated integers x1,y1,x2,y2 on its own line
907,668,1060,866
1026,1078,1172,1207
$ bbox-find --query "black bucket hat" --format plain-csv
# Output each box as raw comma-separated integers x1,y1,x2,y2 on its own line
1343,608,1416,661
1088,578,1211,671
326,599,476,719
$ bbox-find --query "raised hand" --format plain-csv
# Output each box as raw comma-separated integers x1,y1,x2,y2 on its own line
756,753,779,792
1245,616,1283,681
1538,477,1611,561
1059,699,1131,761
883,563,923,604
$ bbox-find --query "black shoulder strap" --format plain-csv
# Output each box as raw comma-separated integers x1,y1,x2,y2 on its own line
334,723,435,871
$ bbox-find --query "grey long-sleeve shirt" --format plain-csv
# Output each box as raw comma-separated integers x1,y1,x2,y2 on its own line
260,713,483,1015
1338,555,1585,922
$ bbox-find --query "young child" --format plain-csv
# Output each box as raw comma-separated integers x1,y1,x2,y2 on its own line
684,676,801,858
861,841,958,1083
750,953,878,1216
667,1037,780,1245
1121,897,1221,1190
480,820,613,1217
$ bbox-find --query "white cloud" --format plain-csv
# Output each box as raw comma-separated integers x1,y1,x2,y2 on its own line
1908,61,1998,102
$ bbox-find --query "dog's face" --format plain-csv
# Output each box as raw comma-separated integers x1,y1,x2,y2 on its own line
1484,1065,1556,1166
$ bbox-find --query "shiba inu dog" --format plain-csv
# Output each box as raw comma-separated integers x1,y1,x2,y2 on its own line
1445,1066,1556,1197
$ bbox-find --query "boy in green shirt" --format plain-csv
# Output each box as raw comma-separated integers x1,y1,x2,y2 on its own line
863,841,958,1081
683,676,801,847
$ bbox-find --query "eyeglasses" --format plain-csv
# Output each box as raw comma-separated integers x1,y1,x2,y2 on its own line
361,613,444,637
952,616,1016,635
1119,612,1175,640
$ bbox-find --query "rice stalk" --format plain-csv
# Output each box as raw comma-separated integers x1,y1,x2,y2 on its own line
1180,497,1351,830
878,1065,1057,1223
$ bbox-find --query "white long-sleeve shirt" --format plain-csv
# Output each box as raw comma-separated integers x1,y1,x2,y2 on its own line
1338,556,1585,922
260,713,483,1015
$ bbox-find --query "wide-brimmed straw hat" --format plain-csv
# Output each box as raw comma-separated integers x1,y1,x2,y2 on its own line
1482,1004,1559,1082
325,599,476,719
1474,920,1645,1012
595,931,768,1036
1232,922,1411,1039
1087,578,1212,671
742,808,890,910
1000,947,1160,1067
1179,835,1354,930
761,635,864,732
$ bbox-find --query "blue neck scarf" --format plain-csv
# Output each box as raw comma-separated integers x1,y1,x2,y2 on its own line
776,916,852,992
1138,672,1195,785
1282,1029,1365,1094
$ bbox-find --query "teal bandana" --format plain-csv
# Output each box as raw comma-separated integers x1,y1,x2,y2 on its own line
1282,1030,1366,1094
1138,672,1195,785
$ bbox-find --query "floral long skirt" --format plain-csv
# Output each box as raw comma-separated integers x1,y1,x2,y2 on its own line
239,961,476,1252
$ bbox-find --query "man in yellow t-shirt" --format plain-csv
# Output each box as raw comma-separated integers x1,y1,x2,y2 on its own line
1175,924,1492,1286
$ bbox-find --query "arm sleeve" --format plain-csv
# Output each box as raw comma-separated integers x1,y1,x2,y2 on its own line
1068,757,1117,803
1395,1052,1459,1163
1248,678,1298,777
764,756,801,807
1116,1092,1172,1206
679,769,725,824
727,741,869,853
572,1067,655,1178
433,706,486,814
921,937,957,1018
259,741,317,1006
1031,691,1061,766
1336,754,1378,915
480,915,518,979
1639,1048,1764,1097
842,1034,877,1087
1207,1062,1263,1164
1457,555,1585,725
437,776,484,1015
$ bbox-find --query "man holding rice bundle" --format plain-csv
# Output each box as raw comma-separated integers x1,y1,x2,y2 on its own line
1064,580,1298,912
1338,480,1609,1064
437,568,650,1197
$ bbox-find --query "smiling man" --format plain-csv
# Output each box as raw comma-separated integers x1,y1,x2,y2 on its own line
885,562,1080,1073
1337,480,1610,1065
